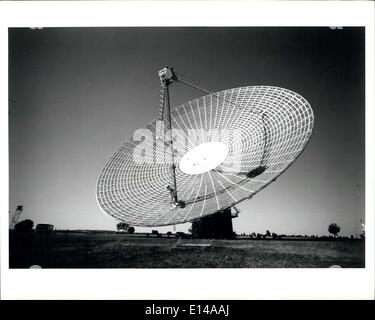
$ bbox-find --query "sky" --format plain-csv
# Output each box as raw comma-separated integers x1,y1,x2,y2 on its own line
9,27,365,236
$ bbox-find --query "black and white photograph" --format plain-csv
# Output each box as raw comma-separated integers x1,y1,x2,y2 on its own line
8,26,366,269
0,1,374,301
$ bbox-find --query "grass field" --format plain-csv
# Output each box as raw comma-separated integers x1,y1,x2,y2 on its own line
9,232,365,268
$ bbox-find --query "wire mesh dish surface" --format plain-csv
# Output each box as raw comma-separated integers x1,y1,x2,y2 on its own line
96,86,314,226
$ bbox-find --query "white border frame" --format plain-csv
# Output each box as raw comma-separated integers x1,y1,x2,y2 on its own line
0,1,374,300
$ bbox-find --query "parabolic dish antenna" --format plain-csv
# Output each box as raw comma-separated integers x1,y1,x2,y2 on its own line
96,68,314,227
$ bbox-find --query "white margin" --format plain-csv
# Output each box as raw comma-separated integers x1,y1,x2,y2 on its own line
0,1,374,300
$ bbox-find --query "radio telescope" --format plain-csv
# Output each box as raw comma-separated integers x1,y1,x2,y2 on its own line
96,67,314,236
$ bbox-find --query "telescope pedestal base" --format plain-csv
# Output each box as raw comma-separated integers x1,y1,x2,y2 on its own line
191,208,234,239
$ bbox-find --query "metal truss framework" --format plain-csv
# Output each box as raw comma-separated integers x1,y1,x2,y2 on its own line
96,86,314,227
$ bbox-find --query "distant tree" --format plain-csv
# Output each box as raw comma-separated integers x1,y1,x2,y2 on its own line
152,230,161,237
328,223,341,237
117,222,129,233
14,219,33,232
167,231,172,237
128,227,135,234
272,233,278,239
266,230,271,237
